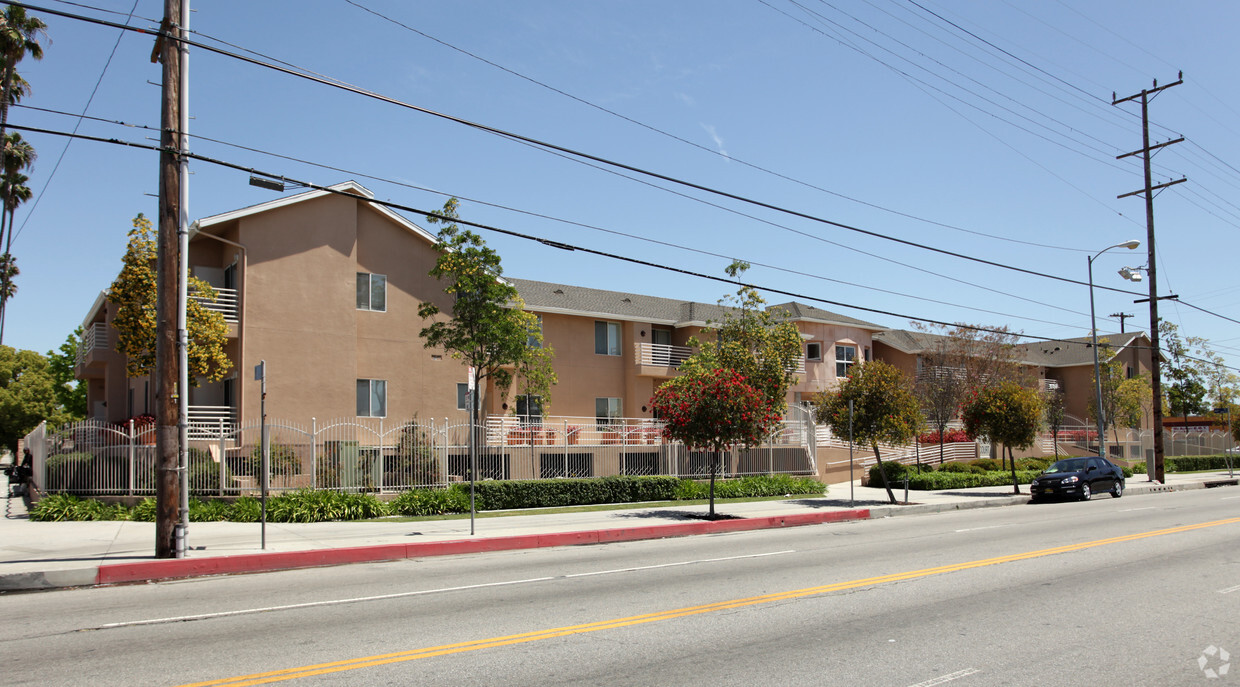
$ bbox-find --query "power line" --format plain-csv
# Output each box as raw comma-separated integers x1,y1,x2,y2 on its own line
8,0,1148,296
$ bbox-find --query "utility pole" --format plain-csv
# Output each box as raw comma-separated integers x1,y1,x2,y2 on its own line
153,0,184,558
1113,74,1185,485
1109,312,1133,333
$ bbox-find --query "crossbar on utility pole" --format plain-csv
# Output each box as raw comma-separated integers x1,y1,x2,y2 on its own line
1113,73,1184,485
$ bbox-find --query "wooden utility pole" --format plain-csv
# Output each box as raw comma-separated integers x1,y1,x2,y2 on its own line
154,0,183,558
1109,312,1133,333
1113,74,1185,485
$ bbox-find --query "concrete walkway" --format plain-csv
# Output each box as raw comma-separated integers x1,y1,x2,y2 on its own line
2,470,1235,591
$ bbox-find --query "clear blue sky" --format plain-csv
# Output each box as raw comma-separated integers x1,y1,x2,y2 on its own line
7,0,1240,378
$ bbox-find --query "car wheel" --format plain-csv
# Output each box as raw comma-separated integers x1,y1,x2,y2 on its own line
1111,481,1123,498
1080,483,1091,501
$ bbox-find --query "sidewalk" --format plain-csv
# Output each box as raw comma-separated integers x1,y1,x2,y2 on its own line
2,470,1235,591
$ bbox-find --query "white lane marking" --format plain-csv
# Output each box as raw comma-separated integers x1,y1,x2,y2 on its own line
92,551,795,630
1220,496,1240,501
1219,584,1240,594
1119,507,1157,512
954,525,1010,533
563,550,794,578
909,668,980,686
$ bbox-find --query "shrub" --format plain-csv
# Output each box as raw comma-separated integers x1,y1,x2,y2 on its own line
230,495,261,522
187,448,223,495
969,458,998,471
389,485,470,516
1016,458,1050,472
237,442,301,477
265,489,387,523
906,469,1040,490
189,498,232,522
130,497,157,521
867,461,911,486
939,462,978,474
29,494,127,521
918,429,970,444
392,422,442,486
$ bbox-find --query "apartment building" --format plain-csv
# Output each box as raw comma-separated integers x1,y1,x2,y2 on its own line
74,182,885,431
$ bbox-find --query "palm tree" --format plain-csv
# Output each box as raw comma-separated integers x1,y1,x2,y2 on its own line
0,132,34,259
0,6,47,143
0,170,29,344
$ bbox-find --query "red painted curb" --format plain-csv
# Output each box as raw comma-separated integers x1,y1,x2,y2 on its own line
94,509,871,585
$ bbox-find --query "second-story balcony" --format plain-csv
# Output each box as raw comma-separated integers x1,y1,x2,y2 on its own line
635,342,694,373
190,286,239,323
75,321,111,375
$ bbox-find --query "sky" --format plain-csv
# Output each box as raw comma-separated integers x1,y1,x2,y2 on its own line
6,0,1240,379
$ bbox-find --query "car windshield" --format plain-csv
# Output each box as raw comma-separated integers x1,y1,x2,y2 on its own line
1044,459,1087,474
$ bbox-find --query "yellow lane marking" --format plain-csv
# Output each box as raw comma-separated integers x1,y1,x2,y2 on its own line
178,516,1240,687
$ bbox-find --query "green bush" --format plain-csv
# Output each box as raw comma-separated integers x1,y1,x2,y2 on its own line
1130,456,1235,475
389,485,470,516
392,422,441,486
130,497,157,521
189,498,232,522
29,494,128,521
969,458,999,471
906,470,1040,490
867,461,911,486
938,462,981,474
230,495,261,522
1016,458,1050,472
265,489,388,523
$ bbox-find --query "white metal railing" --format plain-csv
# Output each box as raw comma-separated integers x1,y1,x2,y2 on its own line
634,342,694,367
191,286,238,323
31,412,819,496
76,322,109,366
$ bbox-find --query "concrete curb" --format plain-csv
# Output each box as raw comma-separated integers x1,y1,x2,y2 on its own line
16,509,874,590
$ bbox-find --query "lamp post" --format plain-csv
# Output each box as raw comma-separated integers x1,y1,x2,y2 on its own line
1089,239,1141,461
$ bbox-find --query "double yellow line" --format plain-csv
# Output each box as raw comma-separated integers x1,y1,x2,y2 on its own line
181,516,1240,686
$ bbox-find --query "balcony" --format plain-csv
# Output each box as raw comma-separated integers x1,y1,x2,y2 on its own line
190,286,238,323
75,321,111,374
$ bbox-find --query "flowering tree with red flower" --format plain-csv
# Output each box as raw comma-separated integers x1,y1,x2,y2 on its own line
650,367,782,517
814,360,923,505
961,380,1043,494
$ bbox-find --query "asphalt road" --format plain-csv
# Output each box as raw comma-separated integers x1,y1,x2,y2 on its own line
3,487,1238,686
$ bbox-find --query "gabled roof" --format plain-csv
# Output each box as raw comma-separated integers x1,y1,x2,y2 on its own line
509,279,886,329
189,180,437,245
875,328,1152,369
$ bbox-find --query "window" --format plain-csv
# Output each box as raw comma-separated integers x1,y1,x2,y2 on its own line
806,342,822,361
596,397,622,426
516,394,543,425
835,345,856,378
528,314,543,348
356,272,386,312
595,321,621,356
356,379,387,417
457,383,470,411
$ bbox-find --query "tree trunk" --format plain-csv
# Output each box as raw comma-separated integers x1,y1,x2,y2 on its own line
873,443,898,505
1008,444,1020,495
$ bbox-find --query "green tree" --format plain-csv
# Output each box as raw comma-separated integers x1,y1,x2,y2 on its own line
46,327,86,420
650,367,783,517
0,345,57,452
961,381,1043,494
1160,321,1208,422
0,5,46,143
1114,374,1152,432
1043,386,1065,458
680,261,803,413
417,198,554,426
813,360,924,505
107,213,231,382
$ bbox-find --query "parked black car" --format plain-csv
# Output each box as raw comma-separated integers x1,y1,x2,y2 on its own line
1029,456,1124,502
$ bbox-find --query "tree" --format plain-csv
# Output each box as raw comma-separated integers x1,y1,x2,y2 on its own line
0,5,46,143
417,198,554,426
650,367,783,517
46,328,86,420
1043,386,1065,458
1114,374,1152,432
680,261,803,413
911,322,1029,464
0,162,32,343
813,360,924,505
961,381,1043,494
0,345,58,453
107,214,231,382
1160,321,1208,422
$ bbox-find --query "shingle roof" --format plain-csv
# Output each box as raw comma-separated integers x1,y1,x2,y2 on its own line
508,279,883,329
874,329,1149,368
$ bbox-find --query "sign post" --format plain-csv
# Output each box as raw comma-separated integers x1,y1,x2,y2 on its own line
255,361,268,549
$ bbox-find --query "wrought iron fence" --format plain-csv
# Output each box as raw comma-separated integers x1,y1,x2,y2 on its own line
27,414,818,497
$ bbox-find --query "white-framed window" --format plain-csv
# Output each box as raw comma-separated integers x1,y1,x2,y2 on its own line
595,321,621,356
835,345,856,378
806,342,823,362
356,272,386,312
356,379,387,417
596,397,622,426
457,383,470,411
516,394,543,425
528,314,543,348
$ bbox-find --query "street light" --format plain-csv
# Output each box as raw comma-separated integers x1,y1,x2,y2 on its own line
1089,239,1142,461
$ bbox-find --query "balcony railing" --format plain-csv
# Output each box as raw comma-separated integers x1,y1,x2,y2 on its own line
76,322,110,366
635,342,694,367
191,286,238,323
